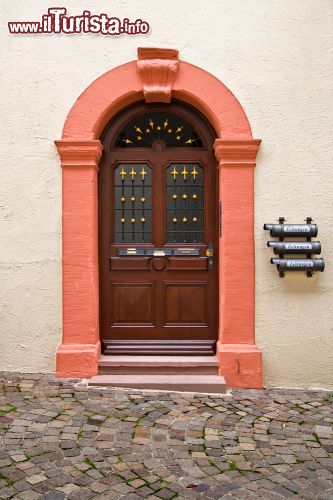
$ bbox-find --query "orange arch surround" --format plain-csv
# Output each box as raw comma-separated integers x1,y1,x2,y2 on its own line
55,48,262,388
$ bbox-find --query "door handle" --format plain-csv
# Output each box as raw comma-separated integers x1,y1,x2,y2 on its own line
206,242,214,270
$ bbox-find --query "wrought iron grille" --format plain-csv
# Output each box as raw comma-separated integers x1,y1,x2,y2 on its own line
115,111,203,148
114,163,152,243
166,163,204,243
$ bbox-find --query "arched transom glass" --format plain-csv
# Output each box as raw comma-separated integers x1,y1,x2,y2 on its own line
116,111,203,148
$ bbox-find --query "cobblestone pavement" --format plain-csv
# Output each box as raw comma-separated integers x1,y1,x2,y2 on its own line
0,374,332,499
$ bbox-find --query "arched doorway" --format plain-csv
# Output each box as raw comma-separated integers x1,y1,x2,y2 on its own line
55,47,262,388
99,101,218,355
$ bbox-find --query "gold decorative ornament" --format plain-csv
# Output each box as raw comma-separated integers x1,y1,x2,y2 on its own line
171,166,179,180
176,126,183,133
140,167,147,180
192,217,198,222
121,218,125,223
182,217,188,223
163,119,168,129
176,135,181,140
141,217,146,223
168,129,172,133
129,167,137,180
121,197,125,203
134,126,142,133
182,165,189,180
185,139,194,144
191,166,198,180
149,118,154,129
131,197,135,202
192,193,198,199
131,218,136,223
157,125,161,131
120,167,126,180
137,136,142,141
141,197,146,203
125,139,132,144
172,194,177,200
173,217,177,223
182,193,187,199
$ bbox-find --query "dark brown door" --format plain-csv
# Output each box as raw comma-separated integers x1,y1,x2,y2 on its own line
99,102,218,355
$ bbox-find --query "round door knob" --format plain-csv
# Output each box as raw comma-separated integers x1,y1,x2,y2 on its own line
151,257,167,271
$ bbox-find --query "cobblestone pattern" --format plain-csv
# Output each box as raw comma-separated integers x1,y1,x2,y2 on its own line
0,373,332,499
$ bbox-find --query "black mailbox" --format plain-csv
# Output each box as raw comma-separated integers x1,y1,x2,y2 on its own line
263,223,318,237
264,217,325,277
267,241,321,255
271,258,325,272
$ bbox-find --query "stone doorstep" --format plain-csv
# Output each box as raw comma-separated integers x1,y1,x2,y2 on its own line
87,374,227,394
98,354,219,375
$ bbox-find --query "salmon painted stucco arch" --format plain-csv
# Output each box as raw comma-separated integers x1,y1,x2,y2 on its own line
55,49,262,388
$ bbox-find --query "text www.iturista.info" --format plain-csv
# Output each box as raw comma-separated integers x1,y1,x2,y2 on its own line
8,8,150,35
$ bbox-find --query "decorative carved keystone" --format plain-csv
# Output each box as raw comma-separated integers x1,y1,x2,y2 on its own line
137,47,179,103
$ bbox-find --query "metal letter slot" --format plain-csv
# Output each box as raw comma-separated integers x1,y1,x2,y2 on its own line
118,248,145,256
267,241,321,255
263,223,318,237
271,258,325,272
145,248,173,257
174,248,200,256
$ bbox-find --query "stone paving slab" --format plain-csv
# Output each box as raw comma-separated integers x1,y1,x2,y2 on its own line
0,372,332,499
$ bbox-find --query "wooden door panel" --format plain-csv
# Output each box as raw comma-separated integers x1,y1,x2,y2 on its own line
111,282,155,326
168,257,208,271
110,256,208,271
100,102,218,355
164,282,207,326
110,257,150,271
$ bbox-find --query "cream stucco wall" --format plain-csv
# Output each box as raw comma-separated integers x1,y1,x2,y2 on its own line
0,0,332,388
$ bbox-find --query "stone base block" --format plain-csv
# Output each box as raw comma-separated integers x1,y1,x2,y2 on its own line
56,342,100,378
217,342,262,388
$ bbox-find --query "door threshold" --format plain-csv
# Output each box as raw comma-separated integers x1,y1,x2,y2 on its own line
98,354,219,375
88,373,227,393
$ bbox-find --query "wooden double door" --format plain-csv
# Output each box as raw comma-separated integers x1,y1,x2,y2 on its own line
99,102,218,355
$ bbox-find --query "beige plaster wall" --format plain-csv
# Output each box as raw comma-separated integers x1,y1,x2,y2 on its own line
0,0,332,388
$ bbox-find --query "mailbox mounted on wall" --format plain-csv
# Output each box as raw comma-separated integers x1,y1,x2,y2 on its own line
264,217,325,277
